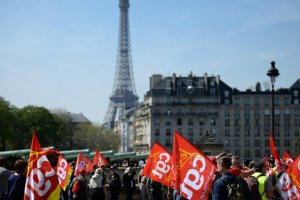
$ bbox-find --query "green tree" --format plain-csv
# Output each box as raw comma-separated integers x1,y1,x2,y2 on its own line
16,105,59,148
51,109,73,150
72,123,120,151
0,97,18,150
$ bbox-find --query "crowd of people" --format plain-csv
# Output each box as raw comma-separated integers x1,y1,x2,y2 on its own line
0,152,290,200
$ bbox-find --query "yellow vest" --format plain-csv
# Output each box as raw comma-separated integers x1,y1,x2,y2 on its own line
252,172,268,200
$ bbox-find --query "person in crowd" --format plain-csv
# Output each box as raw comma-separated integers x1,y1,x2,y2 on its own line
148,178,163,200
231,155,255,178
71,170,90,200
212,156,251,200
138,165,150,200
0,157,12,200
250,160,274,200
242,159,252,170
5,159,27,200
108,164,121,200
123,167,136,200
89,167,105,200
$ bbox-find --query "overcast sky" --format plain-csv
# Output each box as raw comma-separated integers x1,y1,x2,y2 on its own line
1,0,300,123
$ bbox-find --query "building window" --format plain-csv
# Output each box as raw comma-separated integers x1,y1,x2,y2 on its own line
225,110,230,117
245,118,250,127
234,119,240,127
245,149,251,158
224,99,230,105
188,128,194,136
188,118,193,125
255,150,261,157
284,97,290,106
155,129,160,136
294,90,299,97
284,140,290,147
225,119,230,127
284,129,290,137
295,119,300,127
264,97,269,106
224,90,229,97
254,129,260,137
166,128,171,136
165,121,171,126
244,139,250,147
255,139,260,147
264,109,270,115
177,118,182,126
166,88,171,95
244,129,250,137
234,98,240,106
235,139,240,147
254,98,259,106
295,99,299,105
199,120,205,126
234,129,240,137
265,139,269,147
295,129,300,137
225,129,230,137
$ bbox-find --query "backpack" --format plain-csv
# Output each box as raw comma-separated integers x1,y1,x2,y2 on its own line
246,175,265,200
221,176,245,200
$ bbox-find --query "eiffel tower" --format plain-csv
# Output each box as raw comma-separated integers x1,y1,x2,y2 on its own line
103,0,138,129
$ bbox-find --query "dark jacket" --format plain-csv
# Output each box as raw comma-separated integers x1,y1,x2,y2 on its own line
212,172,251,200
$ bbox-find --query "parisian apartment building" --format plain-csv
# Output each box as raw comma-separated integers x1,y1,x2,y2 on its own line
115,72,300,161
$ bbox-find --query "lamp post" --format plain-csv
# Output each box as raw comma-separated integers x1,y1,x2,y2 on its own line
266,61,280,139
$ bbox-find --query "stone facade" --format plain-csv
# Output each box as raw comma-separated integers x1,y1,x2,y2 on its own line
117,73,300,160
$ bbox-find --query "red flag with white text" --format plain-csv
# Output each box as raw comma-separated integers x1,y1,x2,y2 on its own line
276,154,300,199
24,131,61,200
269,132,283,172
93,150,110,167
283,151,294,167
74,153,93,176
57,155,74,191
172,131,216,200
143,142,173,187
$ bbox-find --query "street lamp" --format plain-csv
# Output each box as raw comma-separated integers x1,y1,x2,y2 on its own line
266,61,280,139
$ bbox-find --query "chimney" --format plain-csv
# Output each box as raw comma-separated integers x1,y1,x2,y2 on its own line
150,74,163,90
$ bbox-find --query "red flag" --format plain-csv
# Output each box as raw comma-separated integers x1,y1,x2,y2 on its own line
24,130,61,200
172,131,216,200
143,142,173,187
283,151,294,167
57,155,74,191
276,154,300,199
93,150,110,167
269,132,283,172
74,153,93,176
265,153,270,171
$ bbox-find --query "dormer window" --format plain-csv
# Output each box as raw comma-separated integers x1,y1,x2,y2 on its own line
166,79,171,88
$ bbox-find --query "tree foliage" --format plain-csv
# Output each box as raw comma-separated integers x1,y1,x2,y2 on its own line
0,96,120,151
0,97,18,150
16,105,59,148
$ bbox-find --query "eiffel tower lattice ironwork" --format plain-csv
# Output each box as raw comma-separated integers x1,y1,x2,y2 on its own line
103,0,138,129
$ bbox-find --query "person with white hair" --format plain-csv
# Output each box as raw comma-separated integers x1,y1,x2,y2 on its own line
89,168,105,200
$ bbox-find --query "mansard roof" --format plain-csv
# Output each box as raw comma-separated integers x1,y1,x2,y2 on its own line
146,74,232,97
290,78,300,89
68,112,90,123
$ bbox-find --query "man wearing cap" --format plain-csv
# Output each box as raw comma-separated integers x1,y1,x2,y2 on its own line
251,160,274,200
